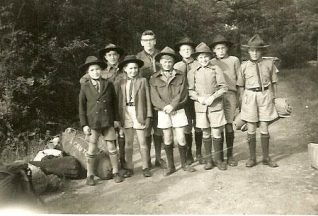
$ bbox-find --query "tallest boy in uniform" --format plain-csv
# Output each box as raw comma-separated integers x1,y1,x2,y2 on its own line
136,30,166,169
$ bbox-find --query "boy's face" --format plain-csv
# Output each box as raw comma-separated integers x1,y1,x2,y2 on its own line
160,57,174,71
124,62,139,79
248,48,262,61
179,45,193,59
141,35,156,51
88,64,101,79
213,44,228,59
197,53,211,67
104,51,120,66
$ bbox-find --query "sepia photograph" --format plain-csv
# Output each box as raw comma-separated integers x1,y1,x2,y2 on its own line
0,0,317,214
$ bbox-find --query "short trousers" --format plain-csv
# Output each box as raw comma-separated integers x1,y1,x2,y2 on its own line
157,109,188,129
223,91,238,123
241,89,278,122
89,127,116,143
124,106,146,130
196,109,227,129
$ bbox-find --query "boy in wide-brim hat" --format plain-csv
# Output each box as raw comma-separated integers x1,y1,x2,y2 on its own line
150,47,196,176
174,36,204,165
188,42,228,171
116,55,153,178
210,34,240,167
237,34,279,168
78,56,123,185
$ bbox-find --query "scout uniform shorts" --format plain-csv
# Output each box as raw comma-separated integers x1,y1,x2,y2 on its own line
124,106,146,130
157,109,188,129
223,91,238,123
241,89,278,122
196,108,227,129
89,127,116,143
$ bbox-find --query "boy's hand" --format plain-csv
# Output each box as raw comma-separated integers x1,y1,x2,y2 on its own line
189,91,198,101
198,97,206,105
145,118,151,128
205,95,215,106
83,126,91,135
114,121,121,128
163,105,174,114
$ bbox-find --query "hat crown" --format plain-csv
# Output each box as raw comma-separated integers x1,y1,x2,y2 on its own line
104,43,117,49
248,34,266,46
160,46,177,55
212,34,228,44
84,56,100,64
195,42,212,53
176,37,194,45
122,55,138,62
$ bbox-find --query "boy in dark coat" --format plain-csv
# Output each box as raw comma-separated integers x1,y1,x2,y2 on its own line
79,56,123,186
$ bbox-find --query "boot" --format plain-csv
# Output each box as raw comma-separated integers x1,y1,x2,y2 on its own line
145,136,152,168
220,132,224,161
109,151,124,183
178,145,196,172
123,147,133,178
213,137,227,171
118,136,126,169
86,153,96,186
226,131,238,166
140,147,152,177
261,133,278,168
246,133,257,167
154,135,167,168
164,145,176,176
195,131,204,164
185,133,194,165
203,137,214,170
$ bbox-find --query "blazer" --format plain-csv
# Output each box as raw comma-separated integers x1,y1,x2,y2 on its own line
117,77,152,125
79,78,118,129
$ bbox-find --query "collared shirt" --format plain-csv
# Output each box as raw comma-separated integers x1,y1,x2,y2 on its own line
211,56,241,92
237,59,278,88
174,57,197,76
125,79,135,103
160,70,176,84
90,79,100,93
101,63,120,82
136,49,160,80
187,62,228,97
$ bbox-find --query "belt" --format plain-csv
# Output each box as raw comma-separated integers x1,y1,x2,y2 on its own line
126,102,135,106
247,86,269,92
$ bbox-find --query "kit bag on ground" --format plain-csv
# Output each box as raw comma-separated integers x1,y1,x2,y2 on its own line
0,161,43,207
61,128,112,179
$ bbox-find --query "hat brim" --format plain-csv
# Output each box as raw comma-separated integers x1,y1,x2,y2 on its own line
210,41,233,49
241,44,270,49
155,53,181,62
98,47,124,59
79,61,107,72
191,51,214,59
118,59,144,70
174,42,196,51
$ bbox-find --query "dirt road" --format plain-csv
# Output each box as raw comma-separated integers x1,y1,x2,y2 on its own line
43,68,318,214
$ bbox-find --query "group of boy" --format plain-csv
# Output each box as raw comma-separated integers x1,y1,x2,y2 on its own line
79,30,280,186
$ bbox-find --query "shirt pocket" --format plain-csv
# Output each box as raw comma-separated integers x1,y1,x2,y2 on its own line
244,73,255,87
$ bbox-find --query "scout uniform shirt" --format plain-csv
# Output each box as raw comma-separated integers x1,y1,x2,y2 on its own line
237,58,278,89
136,49,160,81
187,62,228,113
174,57,199,76
211,56,241,92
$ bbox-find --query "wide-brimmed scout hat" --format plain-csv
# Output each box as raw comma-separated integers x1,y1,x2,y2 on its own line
174,36,196,51
98,43,124,59
241,34,270,49
79,56,107,72
118,55,144,70
209,34,233,48
191,42,213,58
155,46,181,62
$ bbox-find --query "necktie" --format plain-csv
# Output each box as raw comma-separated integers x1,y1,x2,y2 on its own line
128,79,134,102
251,59,263,92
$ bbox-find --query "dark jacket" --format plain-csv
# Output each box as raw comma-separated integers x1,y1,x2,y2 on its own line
79,78,118,129
136,49,161,81
117,77,152,125
149,70,188,111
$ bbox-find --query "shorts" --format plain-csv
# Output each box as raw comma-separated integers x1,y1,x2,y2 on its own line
241,89,278,122
157,109,188,129
223,91,238,123
89,127,116,143
124,106,146,130
196,109,227,129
